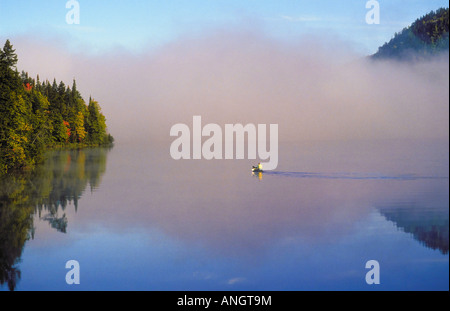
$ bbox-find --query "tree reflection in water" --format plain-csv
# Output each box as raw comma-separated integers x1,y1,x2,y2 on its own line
0,147,111,291
378,205,449,255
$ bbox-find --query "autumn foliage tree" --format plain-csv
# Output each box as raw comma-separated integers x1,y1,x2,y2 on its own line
0,40,113,174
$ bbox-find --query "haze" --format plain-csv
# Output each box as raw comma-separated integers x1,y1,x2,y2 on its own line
5,28,449,144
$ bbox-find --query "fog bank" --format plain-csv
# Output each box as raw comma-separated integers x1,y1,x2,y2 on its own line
7,29,449,143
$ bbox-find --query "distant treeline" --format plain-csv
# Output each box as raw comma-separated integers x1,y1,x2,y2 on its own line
372,7,449,60
0,39,113,174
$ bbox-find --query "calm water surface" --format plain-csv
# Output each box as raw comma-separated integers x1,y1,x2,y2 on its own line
1,139,448,291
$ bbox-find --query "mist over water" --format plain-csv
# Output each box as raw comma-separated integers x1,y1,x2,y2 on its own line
7,28,449,145
1,27,449,291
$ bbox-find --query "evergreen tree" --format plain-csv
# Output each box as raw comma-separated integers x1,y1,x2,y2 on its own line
1,40,25,173
0,40,18,70
86,98,107,144
372,7,449,60
0,39,113,175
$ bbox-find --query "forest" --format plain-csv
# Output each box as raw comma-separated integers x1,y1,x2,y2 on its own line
372,7,449,60
0,39,113,175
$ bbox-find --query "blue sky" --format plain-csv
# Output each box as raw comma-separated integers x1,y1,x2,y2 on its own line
0,0,448,54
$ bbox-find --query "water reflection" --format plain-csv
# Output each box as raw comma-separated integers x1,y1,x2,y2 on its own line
0,147,111,291
378,205,449,254
1,140,448,291
254,169,448,254
60,142,445,264
251,171,263,180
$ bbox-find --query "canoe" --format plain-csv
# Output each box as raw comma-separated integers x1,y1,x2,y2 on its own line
252,166,264,173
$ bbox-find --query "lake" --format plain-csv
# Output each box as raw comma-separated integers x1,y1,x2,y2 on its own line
0,139,448,291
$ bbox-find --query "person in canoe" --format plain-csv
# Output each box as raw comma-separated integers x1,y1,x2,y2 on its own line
252,162,263,172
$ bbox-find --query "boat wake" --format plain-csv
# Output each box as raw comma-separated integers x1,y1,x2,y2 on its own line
262,171,448,181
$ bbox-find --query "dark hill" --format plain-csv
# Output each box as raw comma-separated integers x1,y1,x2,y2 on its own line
371,7,449,60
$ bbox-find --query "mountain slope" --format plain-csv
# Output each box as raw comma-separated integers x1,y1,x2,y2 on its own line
372,7,449,60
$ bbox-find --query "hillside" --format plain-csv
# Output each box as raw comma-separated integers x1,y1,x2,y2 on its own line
0,40,113,175
371,7,449,60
